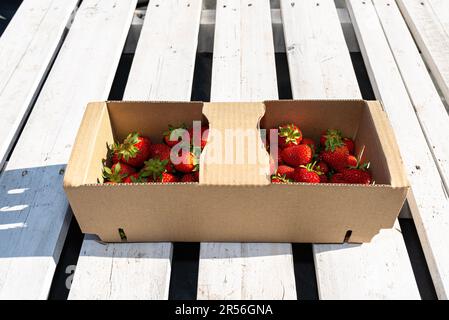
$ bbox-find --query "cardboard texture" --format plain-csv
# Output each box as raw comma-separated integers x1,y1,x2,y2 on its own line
64,100,409,243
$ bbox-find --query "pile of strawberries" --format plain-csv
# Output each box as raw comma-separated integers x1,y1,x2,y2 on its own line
102,125,208,184
271,124,372,184
102,122,371,185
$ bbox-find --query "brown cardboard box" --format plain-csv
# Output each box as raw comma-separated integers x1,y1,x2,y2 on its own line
63,100,409,243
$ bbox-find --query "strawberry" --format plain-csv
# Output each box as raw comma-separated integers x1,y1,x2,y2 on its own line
180,173,198,182
149,143,170,158
277,152,284,165
276,165,295,180
174,151,198,173
346,155,358,168
194,170,200,181
149,143,173,172
301,137,316,153
111,132,151,168
343,137,355,155
112,162,136,176
163,124,189,147
319,174,329,183
271,174,292,183
320,129,342,147
321,145,349,172
140,158,169,181
152,172,178,183
122,173,148,183
188,126,209,149
341,165,372,185
316,161,329,175
330,172,346,183
103,162,135,183
281,145,312,167
292,163,321,184
320,133,349,172
278,124,303,149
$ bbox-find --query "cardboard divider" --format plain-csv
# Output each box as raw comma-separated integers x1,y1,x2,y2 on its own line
200,102,270,185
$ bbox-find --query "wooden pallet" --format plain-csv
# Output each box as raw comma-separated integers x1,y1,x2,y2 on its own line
1,0,449,299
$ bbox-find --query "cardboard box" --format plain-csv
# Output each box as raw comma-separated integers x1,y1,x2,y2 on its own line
63,100,409,243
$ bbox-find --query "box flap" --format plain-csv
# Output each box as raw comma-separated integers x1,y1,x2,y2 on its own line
200,102,270,185
64,101,111,187
366,101,409,188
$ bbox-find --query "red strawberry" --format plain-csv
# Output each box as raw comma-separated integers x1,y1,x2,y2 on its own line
140,158,169,181
271,176,283,183
149,143,170,158
152,172,178,183
271,174,292,183
319,174,329,183
278,124,303,149
316,161,329,175
320,129,342,147
343,137,355,155
181,173,198,182
292,163,321,184
163,124,189,147
281,145,312,167
301,137,316,153
122,172,148,183
111,132,151,168
320,142,349,172
149,143,173,172
112,162,136,176
188,126,209,149
341,167,372,185
194,170,200,181
174,151,198,173
346,155,358,168
103,162,136,183
276,165,295,180
330,173,346,183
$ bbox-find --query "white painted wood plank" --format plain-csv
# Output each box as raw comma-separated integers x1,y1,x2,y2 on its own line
397,0,449,104
282,0,361,99
68,237,173,300
69,0,202,300
373,0,449,220
347,0,449,299
125,8,361,54
124,0,202,100
0,0,79,170
426,0,449,36
281,0,419,300
197,0,297,300
0,0,137,299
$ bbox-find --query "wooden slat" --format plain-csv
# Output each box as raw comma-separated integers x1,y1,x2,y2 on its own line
373,0,449,224
347,0,449,299
197,0,297,300
0,0,79,170
0,0,137,299
68,236,173,300
68,0,202,300
127,7,360,55
397,0,449,104
281,0,419,300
